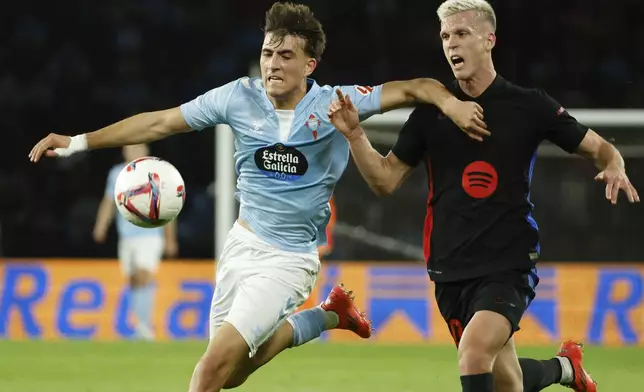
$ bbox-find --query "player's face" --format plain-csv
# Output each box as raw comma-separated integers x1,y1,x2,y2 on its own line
260,33,316,99
440,11,494,80
122,144,148,162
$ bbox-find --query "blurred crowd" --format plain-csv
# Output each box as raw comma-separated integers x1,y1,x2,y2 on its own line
1,0,643,260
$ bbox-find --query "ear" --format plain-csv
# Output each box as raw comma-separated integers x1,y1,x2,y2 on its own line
487,33,496,51
305,58,317,77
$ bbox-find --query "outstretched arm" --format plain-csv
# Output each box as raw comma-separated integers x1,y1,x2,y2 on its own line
29,108,191,162
380,78,490,141
380,78,454,111
575,130,639,204
536,90,639,205
86,109,190,149
29,79,239,162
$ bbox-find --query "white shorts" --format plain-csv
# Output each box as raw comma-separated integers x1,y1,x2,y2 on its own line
118,236,164,276
210,222,320,357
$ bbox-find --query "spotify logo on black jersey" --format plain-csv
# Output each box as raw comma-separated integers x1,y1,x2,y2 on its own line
254,143,309,181
462,161,498,199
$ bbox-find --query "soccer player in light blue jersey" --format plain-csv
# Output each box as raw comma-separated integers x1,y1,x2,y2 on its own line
93,144,179,340
29,3,489,391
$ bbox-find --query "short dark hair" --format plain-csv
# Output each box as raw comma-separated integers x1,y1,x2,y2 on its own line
263,2,326,61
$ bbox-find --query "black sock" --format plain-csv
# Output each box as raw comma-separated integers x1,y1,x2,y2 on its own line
460,373,494,392
519,358,562,392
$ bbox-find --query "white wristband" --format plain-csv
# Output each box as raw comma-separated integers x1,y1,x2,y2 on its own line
54,134,88,157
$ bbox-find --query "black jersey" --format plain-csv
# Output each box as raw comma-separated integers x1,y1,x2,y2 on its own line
392,76,588,282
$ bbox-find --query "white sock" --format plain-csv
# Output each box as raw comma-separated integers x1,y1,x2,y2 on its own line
556,356,574,384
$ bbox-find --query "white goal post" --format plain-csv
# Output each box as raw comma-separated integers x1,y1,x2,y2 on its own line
214,108,644,259
362,108,644,128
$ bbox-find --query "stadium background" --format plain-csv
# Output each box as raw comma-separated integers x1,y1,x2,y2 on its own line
1,0,644,390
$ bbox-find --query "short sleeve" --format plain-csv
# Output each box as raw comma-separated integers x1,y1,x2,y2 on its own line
535,90,588,153
391,106,431,168
179,79,239,130
336,84,383,120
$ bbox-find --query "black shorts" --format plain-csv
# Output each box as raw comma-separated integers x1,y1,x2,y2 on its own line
434,268,539,347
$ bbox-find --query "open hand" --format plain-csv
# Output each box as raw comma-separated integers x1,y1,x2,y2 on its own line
29,133,71,162
595,166,640,204
442,98,490,142
328,89,362,141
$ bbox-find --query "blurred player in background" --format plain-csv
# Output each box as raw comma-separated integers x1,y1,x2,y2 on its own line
329,1,638,391
93,144,179,340
29,2,489,392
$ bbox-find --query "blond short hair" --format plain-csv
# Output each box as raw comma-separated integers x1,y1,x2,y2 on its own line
437,0,497,31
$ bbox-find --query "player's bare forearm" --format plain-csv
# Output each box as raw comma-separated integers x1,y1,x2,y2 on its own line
380,79,456,112
93,197,115,240
347,129,411,196
29,106,193,162
348,131,389,194
86,108,191,149
575,129,624,171
594,141,624,172
163,219,179,257
164,219,178,242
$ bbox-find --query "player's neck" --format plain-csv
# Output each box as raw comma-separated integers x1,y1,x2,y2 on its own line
269,82,308,110
458,65,497,98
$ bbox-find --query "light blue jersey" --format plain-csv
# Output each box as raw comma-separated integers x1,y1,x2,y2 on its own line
105,163,165,239
180,78,382,253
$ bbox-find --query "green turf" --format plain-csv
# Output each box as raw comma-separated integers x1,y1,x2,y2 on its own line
0,341,641,391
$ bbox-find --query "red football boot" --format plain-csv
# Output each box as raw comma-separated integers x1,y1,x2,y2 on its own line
320,283,372,338
557,340,597,392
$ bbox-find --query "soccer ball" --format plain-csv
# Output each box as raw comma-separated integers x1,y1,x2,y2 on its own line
114,156,186,228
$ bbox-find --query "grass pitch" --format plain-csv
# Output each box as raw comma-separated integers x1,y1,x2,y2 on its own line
1,341,641,391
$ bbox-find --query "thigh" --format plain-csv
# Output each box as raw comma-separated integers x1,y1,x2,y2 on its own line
225,258,318,357
471,269,538,335
460,309,514,355
209,232,246,338
493,337,523,392
434,280,476,348
132,236,164,273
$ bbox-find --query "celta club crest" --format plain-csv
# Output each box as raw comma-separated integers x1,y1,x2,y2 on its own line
305,114,321,140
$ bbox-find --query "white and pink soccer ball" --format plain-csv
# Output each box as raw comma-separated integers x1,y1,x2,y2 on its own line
113,157,186,228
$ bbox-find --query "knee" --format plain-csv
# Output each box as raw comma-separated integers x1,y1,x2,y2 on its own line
130,269,153,287
196,340,244,383
197,351,236,379
458,344,496,375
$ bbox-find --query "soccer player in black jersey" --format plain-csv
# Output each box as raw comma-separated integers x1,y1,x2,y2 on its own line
328,0,639,391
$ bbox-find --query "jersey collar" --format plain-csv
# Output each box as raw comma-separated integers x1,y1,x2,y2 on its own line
454,74,506,101
295,78,320,112
260,78,320,113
